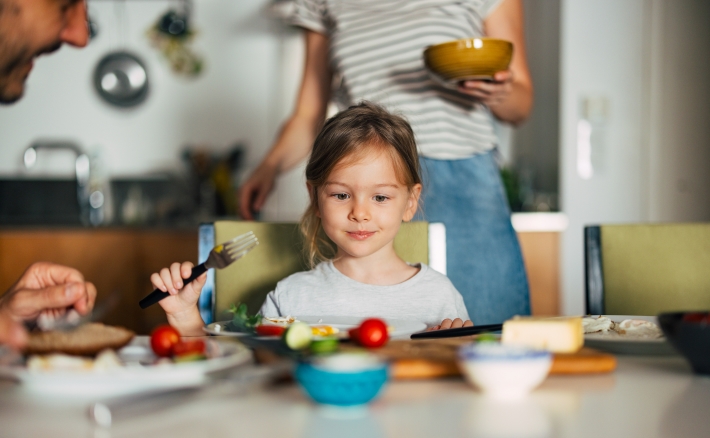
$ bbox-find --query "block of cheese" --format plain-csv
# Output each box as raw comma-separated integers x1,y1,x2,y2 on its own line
502,316,584,353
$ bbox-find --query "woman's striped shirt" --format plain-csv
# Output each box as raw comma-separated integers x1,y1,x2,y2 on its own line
290,0,504,159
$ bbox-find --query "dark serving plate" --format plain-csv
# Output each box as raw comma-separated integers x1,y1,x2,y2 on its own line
658,311,710,375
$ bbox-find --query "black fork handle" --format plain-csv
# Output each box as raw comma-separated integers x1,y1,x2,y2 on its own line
139,263,208,309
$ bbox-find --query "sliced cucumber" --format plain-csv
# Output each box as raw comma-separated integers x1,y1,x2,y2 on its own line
310,337,339,354
283,322,313,350
173,353,207,363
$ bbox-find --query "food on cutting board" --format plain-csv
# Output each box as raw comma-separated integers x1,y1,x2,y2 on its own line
255,325,287,337
311,325,339,337
150,325,181,357
24,323,135,356
278,318,389,352
27,349,123,372
226,302,388,350
228,303,337,338
349,318,389,348
283,322,314,350
258,322,339,338
262,316,340,337
615,319,663,338
581,315,615,333
21,323,210,373
231,303,340,337
310,338,339,354
150,324,207,361
682,312,710,324
263,316,298,325
582,316,663,339
171,339,207,362
227,303,262,333
502,316,583,353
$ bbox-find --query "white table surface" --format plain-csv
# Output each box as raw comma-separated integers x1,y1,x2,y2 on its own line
1,353,708,438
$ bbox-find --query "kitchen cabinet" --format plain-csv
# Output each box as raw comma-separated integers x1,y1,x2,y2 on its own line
0,229,197,335
518,232,560,316
513,213,566,317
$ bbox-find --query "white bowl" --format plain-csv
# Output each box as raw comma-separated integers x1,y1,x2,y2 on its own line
458,343,551,400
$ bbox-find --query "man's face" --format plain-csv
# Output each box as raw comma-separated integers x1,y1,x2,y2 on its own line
0,0,88,104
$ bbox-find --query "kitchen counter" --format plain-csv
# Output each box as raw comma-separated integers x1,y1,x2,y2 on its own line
0,177,198,227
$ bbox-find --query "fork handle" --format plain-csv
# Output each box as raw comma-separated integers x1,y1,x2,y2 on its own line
139,263,208,309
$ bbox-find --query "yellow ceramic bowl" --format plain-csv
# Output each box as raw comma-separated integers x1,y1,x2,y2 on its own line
423,38,513,83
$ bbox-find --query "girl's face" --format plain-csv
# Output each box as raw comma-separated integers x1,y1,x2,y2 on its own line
314,148,422,262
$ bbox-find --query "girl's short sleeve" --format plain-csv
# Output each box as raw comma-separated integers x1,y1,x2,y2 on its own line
258,290,281,317
289,0,329,35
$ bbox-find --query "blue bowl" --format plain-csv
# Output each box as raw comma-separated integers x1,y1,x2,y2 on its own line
295,359,388,407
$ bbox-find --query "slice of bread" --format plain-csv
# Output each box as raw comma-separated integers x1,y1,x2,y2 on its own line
25,323,135,356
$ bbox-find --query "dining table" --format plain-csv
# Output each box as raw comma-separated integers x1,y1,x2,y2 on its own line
0,339,708,438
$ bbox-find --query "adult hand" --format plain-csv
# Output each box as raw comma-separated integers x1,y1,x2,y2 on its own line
238,31,332,221
0,262,97,324
238,163,279,220
458,70,514,107
427,318,474,331
0,313,27,349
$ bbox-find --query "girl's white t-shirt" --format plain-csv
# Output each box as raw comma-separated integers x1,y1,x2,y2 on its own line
259,261,470,327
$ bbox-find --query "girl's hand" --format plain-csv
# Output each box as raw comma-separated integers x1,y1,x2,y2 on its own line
457,70,514,107
427,318,474,331
150,262,206,336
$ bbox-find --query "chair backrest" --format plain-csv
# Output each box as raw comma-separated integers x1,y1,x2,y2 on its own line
197,221,445,323
585,223,710,315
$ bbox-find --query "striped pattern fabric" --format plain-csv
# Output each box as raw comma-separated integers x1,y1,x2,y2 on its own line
290,0,503,159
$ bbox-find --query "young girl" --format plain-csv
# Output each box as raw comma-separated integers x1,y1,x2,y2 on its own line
152,102,472,335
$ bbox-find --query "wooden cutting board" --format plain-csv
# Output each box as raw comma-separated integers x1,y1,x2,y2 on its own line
343,338,617,380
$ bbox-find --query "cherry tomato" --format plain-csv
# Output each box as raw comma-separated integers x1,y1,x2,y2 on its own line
348,327,360,340
150,325,181,357
255,325,286,337
682,313,710,324
172,339,206,357
350,318,388,348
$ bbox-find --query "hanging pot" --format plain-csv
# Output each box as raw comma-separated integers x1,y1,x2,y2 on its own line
93,51,149,108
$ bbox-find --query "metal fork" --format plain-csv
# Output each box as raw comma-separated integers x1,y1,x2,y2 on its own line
139,231,259,309
37,289,121,332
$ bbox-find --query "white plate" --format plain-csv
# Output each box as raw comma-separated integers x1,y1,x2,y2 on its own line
205,315,427,339
584,315,676,355
0,337,251,397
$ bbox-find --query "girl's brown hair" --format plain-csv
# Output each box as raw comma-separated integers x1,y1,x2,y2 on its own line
301,101,422,267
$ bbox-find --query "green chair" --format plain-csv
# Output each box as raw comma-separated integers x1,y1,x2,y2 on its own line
585,223,710,315
197,221,445,323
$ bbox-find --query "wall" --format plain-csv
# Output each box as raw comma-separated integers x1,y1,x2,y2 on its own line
559,0,649,315
515,0,561,203
559,0,710,315
0,0,289,181
258,26,310,221
647,0,710,222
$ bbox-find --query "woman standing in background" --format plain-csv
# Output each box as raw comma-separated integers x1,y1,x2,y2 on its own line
239,0,533,324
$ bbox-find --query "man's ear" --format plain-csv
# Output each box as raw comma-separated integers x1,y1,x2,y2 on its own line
307,182,321,218
402,183,422,222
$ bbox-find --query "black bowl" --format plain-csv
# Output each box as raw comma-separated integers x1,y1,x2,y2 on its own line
658,311,710,375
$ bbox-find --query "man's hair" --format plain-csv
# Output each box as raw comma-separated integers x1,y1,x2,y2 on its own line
300,101,421,267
